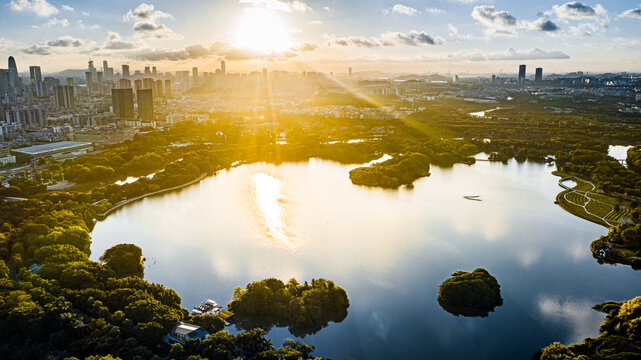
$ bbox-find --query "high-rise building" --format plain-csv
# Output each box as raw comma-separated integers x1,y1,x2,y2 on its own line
348,67,352,76
136,89,154,121
492,74,496,84
518,64,526,83
0,70,10,99
164,79,172,98
85,71,93,94
54,85,75,108
118,78,131,89
154,80,163,98
112,88,135,119
142,78,154,98
192,67,199,83
8,56,19,93
221,60,226,75
88,60,97,81
103,60,108,75
97,71,104,94
66,78,74,86
144,66,151,76
122,64,130,78
152,66,157,76
535,67,543,83
29,66,43,97
134,79,142,90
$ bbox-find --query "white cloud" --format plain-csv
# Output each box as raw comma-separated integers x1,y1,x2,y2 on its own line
238,0,312,13
82,11,90,16
47,36,83,47
384,4,419,16
527,18,561,32
310,20,323,24
448,24,459,34
9,0,58,17
418,48,570,62
552,2,602,20
471,5,518,36
123,3,173,22
425,7,445,14
123,3,181,40
45,17,69,27
618,8,641,19
326,31,444,48
101,32,146,51
61,4,73,11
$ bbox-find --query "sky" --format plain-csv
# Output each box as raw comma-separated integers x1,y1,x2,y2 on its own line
0,0,640,75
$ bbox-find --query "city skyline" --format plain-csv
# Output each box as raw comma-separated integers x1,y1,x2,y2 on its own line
1,0,641,74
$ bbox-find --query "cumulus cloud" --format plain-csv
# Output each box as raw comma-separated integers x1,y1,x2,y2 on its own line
529,18,561,32
61,4,73,11
102,32,144,50
132,22,181,39
238,0,312,12
9,0,58,17
425,7,445,14
47,36,83,47
326,31,443,48
123,3,180,39
552,2,600,19
45,17,69,27
619,8,641,19
472,5,518,28
129,40,317,61
384,4,419,16
21,44,51,55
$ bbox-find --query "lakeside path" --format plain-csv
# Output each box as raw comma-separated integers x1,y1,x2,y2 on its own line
96,173,208,220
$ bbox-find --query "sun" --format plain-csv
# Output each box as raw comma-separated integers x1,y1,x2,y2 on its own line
236,8,290,53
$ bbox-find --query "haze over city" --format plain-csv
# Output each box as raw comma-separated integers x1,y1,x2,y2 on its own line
1,0,641,74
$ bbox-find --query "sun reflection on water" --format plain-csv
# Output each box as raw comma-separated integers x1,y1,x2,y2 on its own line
248,172,295,249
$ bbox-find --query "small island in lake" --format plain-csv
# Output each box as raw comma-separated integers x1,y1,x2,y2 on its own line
228,278,350,337
437,268,503,317
349,152,431,189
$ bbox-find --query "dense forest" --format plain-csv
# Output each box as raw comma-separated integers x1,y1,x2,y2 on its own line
437,268,503,317
228,278,349,337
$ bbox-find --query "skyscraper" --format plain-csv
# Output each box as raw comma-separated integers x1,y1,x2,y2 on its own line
112,88,135,119
29,66,43,97
155,80,163,98
152,66,157,76
221,60,226,75
97,71,104,94
144,66,151,76
348,67,352,76
88,60,97,81
122,64,130,78
193,67,199,83
535,68,543,83
136,89,154,121
164,79,172,98
134,79,142,90
518,64,526,83
119,78,131,89
54,85,75,108
8,56,19,93
85,71,93,94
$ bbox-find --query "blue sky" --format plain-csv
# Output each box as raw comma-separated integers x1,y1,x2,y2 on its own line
1,0,640,74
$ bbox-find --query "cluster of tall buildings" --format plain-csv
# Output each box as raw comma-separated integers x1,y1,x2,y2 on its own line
518,65,544,84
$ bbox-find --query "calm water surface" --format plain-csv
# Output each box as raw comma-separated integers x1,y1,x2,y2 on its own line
90,157,640,360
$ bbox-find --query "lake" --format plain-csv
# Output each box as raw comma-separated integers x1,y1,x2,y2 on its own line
90,157,640,360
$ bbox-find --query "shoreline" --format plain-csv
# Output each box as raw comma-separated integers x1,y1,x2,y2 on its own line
96,172,209,220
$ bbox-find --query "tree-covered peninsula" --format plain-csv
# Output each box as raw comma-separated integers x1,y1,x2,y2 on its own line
228,278,350,337
536,297,641,360
437,268,503,317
